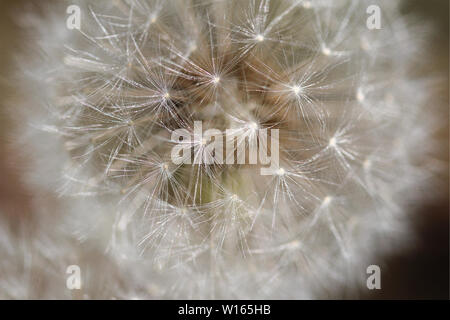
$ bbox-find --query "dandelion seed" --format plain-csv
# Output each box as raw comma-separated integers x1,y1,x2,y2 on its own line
329,137,337,147
117,215,129,231
255,34,265,42
212,76,220,84
286,240,301,249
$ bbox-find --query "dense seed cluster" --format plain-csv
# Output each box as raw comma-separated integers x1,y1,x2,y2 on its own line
3,0,435,298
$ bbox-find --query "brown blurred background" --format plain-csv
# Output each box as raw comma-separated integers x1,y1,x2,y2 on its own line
0,1,448,299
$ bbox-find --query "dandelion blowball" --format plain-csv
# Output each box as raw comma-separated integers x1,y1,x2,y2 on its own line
11,0,434,298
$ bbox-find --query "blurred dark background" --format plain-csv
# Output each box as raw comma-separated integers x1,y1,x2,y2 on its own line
0,1,448,299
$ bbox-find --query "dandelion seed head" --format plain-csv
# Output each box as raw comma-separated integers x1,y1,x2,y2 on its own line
248,121,258,131
188,42,197,53
322,196,332,206
287,240,301,249
360,37,371,51
302,1,312,9
291,85,302,95
356,88,365,102
321,46,331,56
11,0,438,300
117,215,129,231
